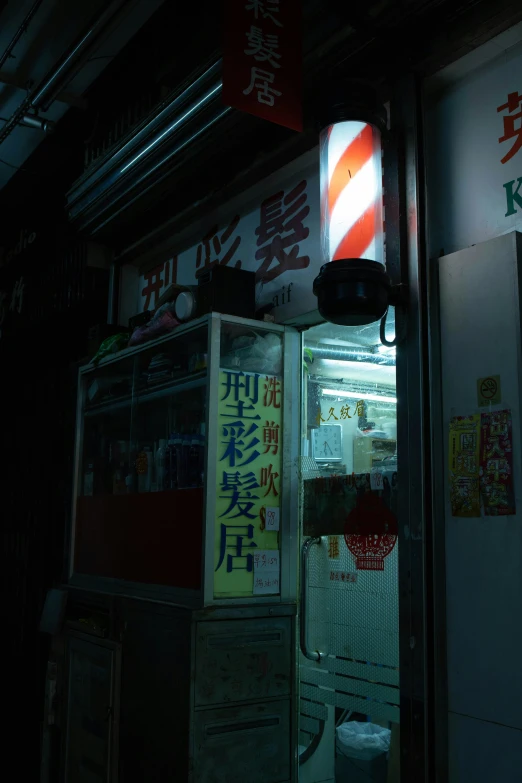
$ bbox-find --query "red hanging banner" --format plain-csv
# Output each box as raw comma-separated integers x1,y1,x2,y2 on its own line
222,0,303,132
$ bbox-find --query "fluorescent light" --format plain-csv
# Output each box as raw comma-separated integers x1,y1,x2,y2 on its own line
320,358,395,369
121,83,221,174
321,358,358,366
322,388,397,404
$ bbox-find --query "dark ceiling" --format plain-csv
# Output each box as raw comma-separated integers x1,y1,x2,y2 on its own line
1,0,521,244
0,0,164,192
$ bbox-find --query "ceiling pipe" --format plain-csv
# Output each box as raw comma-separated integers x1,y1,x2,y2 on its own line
0,0,134,149
20,113,55,132
0,0,46,72
31,0,134,111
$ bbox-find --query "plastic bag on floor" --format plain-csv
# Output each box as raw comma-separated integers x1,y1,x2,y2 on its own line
336,721,390,761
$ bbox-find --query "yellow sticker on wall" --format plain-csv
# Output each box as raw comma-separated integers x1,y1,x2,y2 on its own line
448,414,480,517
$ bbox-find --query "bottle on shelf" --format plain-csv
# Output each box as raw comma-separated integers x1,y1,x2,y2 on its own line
180,431,192,488
113,440,129,495
166,433,179,490
113,463,127,495
155,439,167,492
137,446,153,492
147,446,153,490
95,434,110,495
189,436,200,488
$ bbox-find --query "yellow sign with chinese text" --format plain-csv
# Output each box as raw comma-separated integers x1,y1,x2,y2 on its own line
214,369,282,598
448,414,481,517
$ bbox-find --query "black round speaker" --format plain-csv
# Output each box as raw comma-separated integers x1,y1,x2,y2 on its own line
313,259,391,327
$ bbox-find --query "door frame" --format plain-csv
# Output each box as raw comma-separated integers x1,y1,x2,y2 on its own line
385,73,448,782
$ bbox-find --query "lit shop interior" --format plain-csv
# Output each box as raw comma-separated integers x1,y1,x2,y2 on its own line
298,315,399,783
302,320,397,472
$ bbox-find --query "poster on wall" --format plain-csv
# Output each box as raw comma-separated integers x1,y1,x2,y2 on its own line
214,368,282,597
448,409,516,517
136,152,320,323
448,414,481,517
480,409,515,516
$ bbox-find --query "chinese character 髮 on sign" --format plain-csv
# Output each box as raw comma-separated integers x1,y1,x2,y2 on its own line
255,180,310,283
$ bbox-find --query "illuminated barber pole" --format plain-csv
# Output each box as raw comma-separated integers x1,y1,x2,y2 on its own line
319,121,384,265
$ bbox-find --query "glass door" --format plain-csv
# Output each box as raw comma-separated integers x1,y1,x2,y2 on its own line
298,319,400,783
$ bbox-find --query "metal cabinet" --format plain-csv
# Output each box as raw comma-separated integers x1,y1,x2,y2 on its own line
58,595,296,783
195,617,292,706
193,700,291,783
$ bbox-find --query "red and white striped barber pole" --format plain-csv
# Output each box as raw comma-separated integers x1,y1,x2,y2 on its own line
319,121,384,266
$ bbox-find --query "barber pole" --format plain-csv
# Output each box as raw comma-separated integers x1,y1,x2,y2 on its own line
319,121,384,265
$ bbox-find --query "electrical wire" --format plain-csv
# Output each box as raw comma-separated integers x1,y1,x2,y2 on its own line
0,156,34,173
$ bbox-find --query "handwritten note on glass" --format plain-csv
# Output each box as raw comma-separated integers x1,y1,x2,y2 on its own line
253,549,280,595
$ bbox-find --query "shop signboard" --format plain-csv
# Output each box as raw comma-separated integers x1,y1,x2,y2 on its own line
426,39,522,256
136,151,321,322
214,368,282,598
222,0,302,132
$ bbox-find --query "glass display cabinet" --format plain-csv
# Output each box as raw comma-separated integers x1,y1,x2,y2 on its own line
70,312,301,606
57,313,301,783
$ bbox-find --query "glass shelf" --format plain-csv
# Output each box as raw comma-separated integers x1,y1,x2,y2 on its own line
84,371,208,417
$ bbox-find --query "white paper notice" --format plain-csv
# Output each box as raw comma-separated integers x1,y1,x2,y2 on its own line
253,549,280,595
265,506,280,531
370,470,383,491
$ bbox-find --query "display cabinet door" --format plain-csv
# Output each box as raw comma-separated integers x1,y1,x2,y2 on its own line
65,636,120,783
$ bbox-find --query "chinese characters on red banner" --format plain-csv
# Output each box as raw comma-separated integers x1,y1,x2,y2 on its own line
215,369,282,595
223,0,302,131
